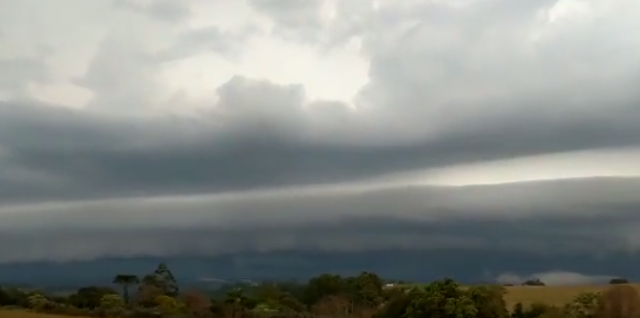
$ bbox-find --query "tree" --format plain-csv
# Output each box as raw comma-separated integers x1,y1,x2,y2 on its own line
155,295,182,315
255,283,305,312
467,285,509,318
183,290,213,318
564,291,601,318
312,295,353,318
303,273,346,306
155,262,179,296
68,286,117,309
140,262,179,297
27,294,49,311
609,278,630,285
99,294,125,317
523,278,546,286
112,274,139,305
0,286,10,306
137,283,164,308
351,271,384,306
405,279,478,318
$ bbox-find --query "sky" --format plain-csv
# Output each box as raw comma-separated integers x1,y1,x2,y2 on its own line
1,0,640,284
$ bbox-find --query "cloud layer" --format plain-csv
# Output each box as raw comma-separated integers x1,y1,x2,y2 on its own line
1,0,640,273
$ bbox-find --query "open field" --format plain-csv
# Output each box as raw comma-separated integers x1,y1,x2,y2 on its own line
399,283,640,308
0,311,83,318
505,284,640,308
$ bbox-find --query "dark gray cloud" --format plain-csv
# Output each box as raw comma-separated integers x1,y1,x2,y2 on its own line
1,177,640,263
1,0,640,267
1,72,639,204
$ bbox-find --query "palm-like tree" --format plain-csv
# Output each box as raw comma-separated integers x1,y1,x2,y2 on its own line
112,274,140,305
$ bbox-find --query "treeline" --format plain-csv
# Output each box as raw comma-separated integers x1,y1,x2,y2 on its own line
0,262,638,318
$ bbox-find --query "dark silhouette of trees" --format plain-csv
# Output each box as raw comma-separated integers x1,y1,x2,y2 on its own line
522,278,546,286
4,261,640,318
610,278,630,285
0,286,10,306
68,286,118,309
112,274,140,304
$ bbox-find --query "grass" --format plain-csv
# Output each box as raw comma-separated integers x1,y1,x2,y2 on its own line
0,310,84,318
502,284,640,308
398,283,640,308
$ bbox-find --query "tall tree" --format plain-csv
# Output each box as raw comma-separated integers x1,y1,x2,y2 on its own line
112,274,139,305
140,262,180,297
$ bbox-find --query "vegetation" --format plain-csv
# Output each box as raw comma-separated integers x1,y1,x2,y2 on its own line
1,262,639,318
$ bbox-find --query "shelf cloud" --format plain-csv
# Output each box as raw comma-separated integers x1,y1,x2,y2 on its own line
0,0,639,271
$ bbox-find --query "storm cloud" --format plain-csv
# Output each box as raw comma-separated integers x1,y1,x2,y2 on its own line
0,0,640,281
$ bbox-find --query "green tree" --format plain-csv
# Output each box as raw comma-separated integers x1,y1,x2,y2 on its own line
352,271,384,306
99,294,125,317
255,283,305,312
141,262,179,297
155,294,182,314
564,291,601,318
225,287,251,308
27,294,49,311
375,291,416,318
404,279,478,318
68,286,117,309
467,285,509,318
112,274,139,305
303,273,345,306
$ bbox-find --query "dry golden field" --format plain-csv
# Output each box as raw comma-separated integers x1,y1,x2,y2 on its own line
0,310,80,318
502,283,640,308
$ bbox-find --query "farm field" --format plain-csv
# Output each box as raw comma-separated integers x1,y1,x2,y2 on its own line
503,284,640,308
0,311,82,318
398,283,640,308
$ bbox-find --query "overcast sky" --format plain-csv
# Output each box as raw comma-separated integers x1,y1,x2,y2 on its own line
1,0,640,282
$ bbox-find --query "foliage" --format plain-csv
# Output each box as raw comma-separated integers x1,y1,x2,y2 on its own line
3,262,640,318
467,285,509,318
609,278,630,285
155,294,186,315
152,263,180,297
68,286,118,309
522,278,545,286
99,294,125,317
183,290,212,318
26,294,49,311
564,291,601,318
112,274,140,304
